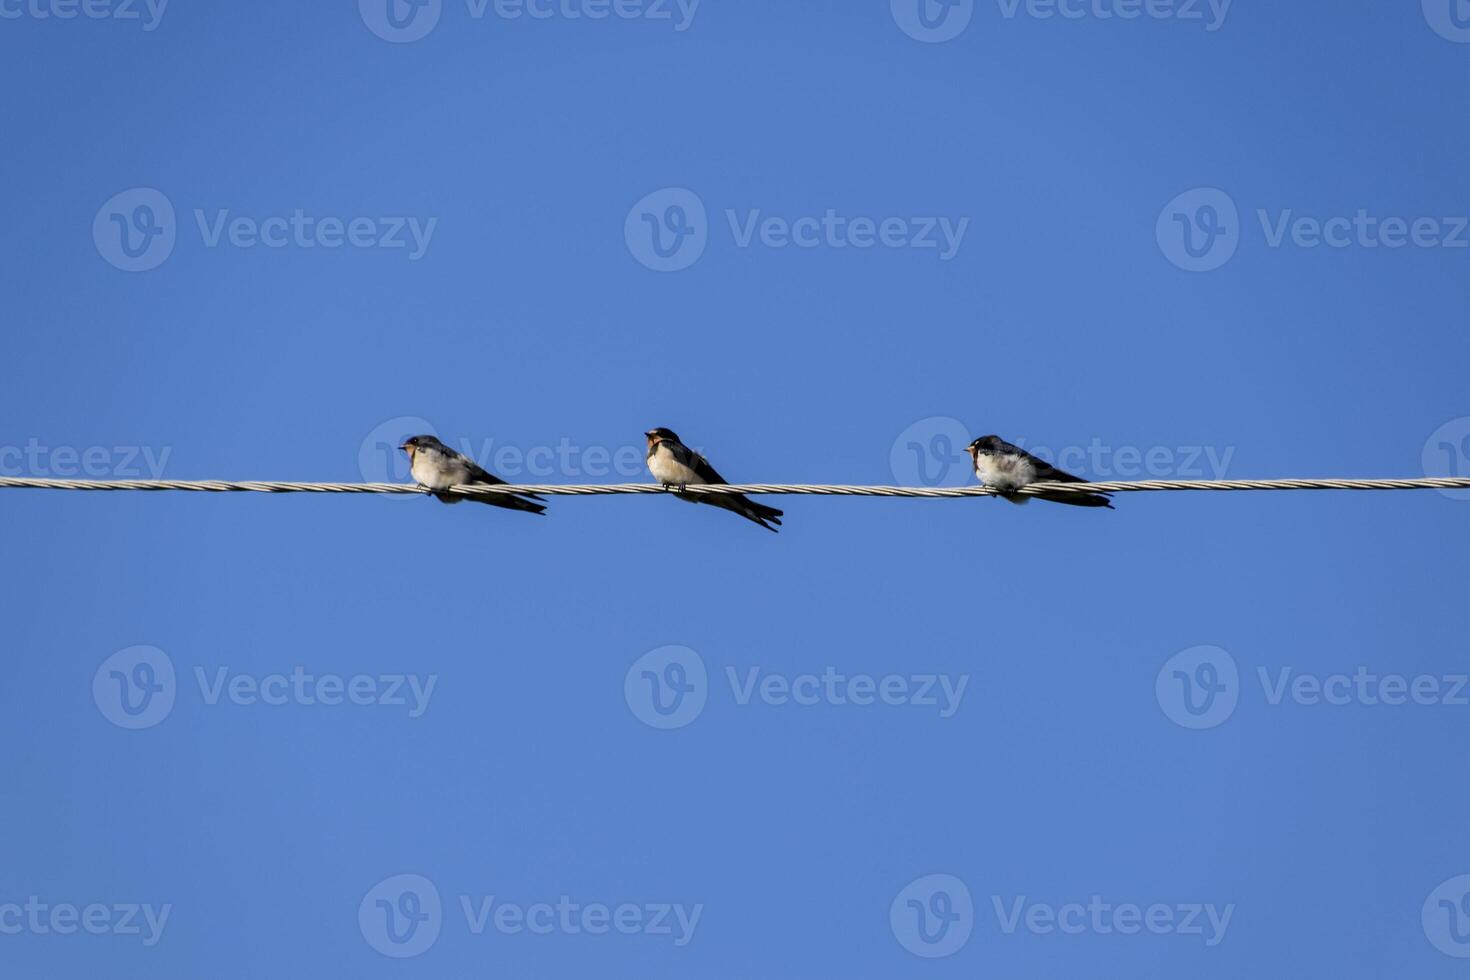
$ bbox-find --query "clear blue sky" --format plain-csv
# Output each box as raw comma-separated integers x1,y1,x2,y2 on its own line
4,1,1470,976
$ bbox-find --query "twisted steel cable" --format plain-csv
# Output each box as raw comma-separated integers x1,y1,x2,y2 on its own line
1,477,1468,498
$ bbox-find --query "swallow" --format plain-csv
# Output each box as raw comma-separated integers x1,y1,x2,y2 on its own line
644,428,784,532
963,435,1114,509
399,434,546,515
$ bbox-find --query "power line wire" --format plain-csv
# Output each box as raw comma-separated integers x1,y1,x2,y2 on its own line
1,476,1468,499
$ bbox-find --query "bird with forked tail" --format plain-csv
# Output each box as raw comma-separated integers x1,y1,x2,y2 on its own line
963,435,1114,509
400,434,546,515
644,427,784,532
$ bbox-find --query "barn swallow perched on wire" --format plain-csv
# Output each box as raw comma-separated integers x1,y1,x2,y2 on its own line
400,435,546,515
964,435,1114,509
645,428,784,532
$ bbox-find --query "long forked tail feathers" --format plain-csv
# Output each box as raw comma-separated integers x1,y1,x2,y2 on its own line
741,497,784,531
748,499,784,523
1030,490,1114,509
435,491,547,515
704,493,783,532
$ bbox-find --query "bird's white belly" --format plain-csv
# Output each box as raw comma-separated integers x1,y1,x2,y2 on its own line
648,446,702,486
411,453,469,490
974,453,1036,491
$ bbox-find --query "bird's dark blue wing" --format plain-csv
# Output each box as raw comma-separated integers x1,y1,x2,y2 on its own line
671,442,728,485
